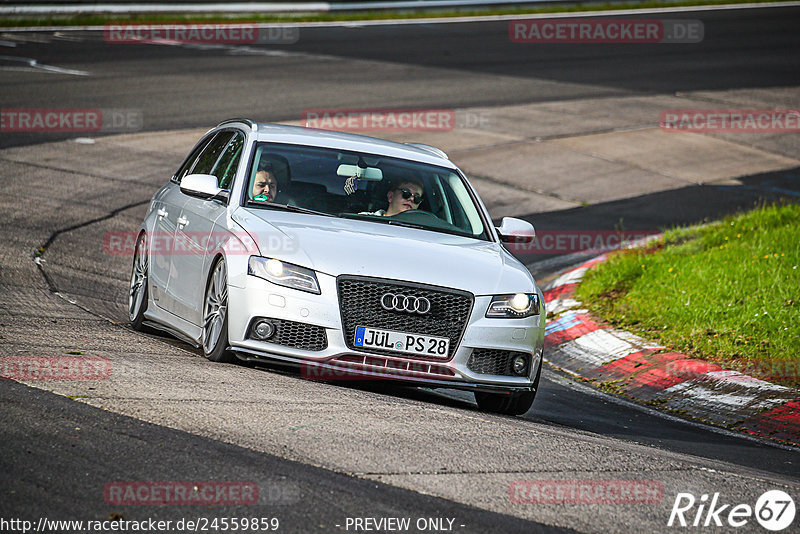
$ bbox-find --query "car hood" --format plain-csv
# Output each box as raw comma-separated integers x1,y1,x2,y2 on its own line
233,208,536,295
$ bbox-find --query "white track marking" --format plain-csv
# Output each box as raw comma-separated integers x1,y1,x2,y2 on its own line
0,55,89,76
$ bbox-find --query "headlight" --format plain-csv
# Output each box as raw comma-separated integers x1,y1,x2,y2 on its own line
485,293,539,318
248,256,320,294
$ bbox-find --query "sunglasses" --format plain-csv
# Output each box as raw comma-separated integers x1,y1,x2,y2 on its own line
397,188,423,204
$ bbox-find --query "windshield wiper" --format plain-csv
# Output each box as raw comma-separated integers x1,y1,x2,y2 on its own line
385,219,425,230
251,203,334,218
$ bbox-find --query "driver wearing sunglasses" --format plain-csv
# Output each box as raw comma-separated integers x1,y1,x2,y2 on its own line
384,180,424,217
359,179,425,217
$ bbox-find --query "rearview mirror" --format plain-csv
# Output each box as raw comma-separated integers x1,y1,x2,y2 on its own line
497,217,535,244
336,164,383,181
181,174,228,201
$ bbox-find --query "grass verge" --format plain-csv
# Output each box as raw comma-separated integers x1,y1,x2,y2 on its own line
575,202,800,387
0,0,794,28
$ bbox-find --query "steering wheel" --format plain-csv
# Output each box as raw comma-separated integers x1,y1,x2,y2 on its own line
391,209,439,223
391,208,464,233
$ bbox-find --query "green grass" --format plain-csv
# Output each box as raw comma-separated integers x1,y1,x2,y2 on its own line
575,203,800,386
0,0,793,28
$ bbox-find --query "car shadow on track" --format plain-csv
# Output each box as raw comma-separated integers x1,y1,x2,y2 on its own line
248,358,481,411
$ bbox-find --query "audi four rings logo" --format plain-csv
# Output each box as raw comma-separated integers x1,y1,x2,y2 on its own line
380,293,431,314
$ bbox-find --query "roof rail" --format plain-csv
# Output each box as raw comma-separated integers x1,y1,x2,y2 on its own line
404,142,449,160
217,118,257,131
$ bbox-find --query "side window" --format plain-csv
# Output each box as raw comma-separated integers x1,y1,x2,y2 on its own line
191,131,235,176
173,134,215,184
446,173,482,235
212,132,245,190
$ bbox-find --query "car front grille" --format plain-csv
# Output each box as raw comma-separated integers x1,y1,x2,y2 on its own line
467,349,528,376
249,318,327,352
337,276,473,360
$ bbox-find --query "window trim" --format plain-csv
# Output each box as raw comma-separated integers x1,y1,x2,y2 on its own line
171,131,218,185
188,130,235,178
213,130,246,191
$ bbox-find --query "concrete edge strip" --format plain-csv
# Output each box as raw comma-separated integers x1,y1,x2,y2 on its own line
540,243,800,447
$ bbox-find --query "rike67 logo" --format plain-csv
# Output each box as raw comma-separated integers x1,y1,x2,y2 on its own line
668,490,795,531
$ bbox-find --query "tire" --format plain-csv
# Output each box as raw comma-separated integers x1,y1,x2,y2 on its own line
128,232,150,331
201,257,235,363
475,356,542,416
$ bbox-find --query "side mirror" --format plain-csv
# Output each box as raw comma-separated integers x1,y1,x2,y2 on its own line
181,174,228,201
497,217,535,244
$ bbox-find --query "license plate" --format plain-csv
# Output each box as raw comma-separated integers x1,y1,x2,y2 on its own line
354,326,450,357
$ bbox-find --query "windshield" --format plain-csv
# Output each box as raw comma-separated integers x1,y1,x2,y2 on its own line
242,142,489,240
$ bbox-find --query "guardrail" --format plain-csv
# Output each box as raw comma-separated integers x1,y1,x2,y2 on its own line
0,0,599,15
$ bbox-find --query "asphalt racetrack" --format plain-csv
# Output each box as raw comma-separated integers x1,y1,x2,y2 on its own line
1,4,799,533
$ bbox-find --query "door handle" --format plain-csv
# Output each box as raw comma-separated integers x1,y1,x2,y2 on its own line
177,216,189,227
157,209,168,218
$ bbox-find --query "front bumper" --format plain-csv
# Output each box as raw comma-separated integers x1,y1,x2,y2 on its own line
227,273,545,390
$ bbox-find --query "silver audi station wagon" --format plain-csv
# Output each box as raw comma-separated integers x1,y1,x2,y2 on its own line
129,119,545,415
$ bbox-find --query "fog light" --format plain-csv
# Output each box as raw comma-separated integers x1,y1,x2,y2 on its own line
253,320,275,340
512,355,528,376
